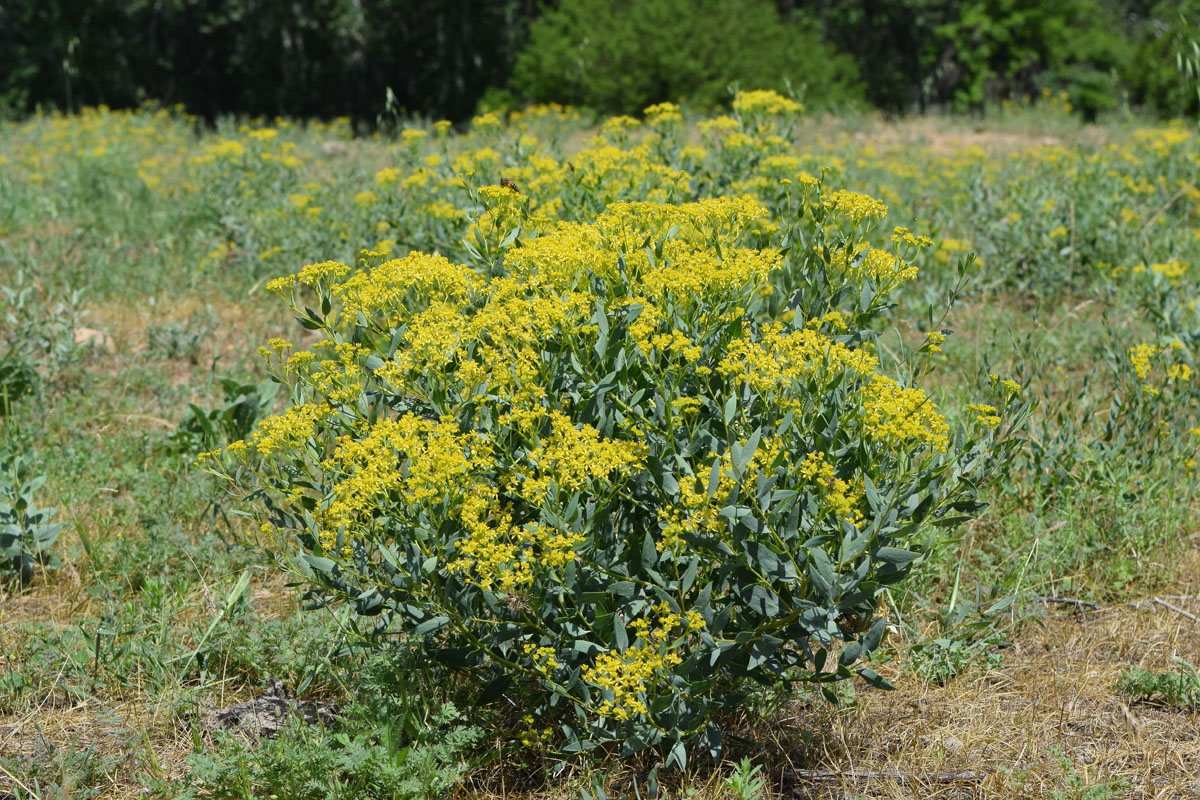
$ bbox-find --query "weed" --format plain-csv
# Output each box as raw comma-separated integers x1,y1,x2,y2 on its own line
0,451,64,585
146,309,216,362
180,702,482,800
1047,749,1129,800
1116,659,1200,709
724,758,767,800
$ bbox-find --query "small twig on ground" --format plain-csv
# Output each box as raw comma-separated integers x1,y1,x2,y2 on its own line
1142,178,1198,236
1037,596,1100,611
784,769,983,783
1153,597,1200,623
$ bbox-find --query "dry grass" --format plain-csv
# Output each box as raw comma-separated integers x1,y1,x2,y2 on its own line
772,595,1200,799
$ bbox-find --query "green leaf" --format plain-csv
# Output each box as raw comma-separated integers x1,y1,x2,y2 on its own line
839,524,869,564
666,739,687,771
743,541,782,579
608,581,636,597
858,668,895,690
613,614,628,650
739,584,780,617
642,532,658,569
414,615,449,635
807,548,837,602
875,547,921,566
300,554,336,573
707,458,722,499
747,635,782,670
730,428,762,475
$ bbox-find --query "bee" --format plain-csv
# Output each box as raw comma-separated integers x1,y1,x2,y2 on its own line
499,177,521,194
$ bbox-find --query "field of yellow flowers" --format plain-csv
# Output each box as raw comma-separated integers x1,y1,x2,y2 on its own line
1,94,1199,799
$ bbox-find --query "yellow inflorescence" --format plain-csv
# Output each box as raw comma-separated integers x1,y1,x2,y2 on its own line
826,189,889,223
583,603,703,722
860,376,949,451
967,403,1002,427
321,415,491,545
718,322,877,400
247,403,333,456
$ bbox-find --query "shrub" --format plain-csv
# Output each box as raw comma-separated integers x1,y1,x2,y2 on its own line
207,165,1026,763
928,0,1127,118
509,0,862,115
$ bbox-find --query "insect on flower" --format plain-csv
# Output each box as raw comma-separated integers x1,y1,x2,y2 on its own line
499,177,521,194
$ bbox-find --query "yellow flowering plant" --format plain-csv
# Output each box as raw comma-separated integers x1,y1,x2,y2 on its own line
206,184,1026,766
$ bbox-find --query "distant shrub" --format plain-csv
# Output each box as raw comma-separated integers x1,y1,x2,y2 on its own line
1126,1,1200,119
509,0,862,114
0,271,88,401
928,0,1127,119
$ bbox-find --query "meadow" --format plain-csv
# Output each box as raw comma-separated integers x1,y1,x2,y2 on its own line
1,94,1199,799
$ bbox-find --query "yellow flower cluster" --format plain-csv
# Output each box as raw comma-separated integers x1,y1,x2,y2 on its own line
1129,343,1160,381
502,408,646,501
860,376,949,451
732,89,804,117
826,189,889,223
827,243,919,288
523,643,561,673
1127,341,1195,396
718,323,877,400
582,603,702,722
798,452,865,525
247,403,332,456
334,252,480,326
966,403,1002,427
449,483,590,591
656,467,738,553
265,260,350,294
321,415,490,545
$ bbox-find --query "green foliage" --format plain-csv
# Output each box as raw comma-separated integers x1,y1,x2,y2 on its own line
1048,748,1129,800
170,377,279,455
1125,1,1200,118
147,310,216,362
0,351,38,417
510,0,862,114
724,758,767,800
0,272,88,398
181,699,482,800
1116,659,1200,708
0,739,129,800
0,0,540,122
0,452,64,585
929,0,1127,118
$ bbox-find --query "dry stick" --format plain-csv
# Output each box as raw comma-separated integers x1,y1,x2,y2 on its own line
1037,596,1100,611
0,762,39,798
784,768,983,783
1142,178,1199,237
1153,597,1200,623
